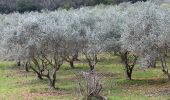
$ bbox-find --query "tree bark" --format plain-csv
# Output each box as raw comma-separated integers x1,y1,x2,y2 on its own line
162,69,170,80
30,65,43,80
17,61,21,66
90,65,94,71
47,69,57,89
122,52,137,80
36,73,43,80
48,77,55,88
69,52,79,69
69,60,75,69
95,54,98,62
125,65,133,80
160,55,170,80
25,62,29,72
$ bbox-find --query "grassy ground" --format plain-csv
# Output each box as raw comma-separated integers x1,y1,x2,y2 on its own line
0,54,170,100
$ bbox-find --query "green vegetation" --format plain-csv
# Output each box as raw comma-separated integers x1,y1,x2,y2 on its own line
0,54,170,100
16,0,41,13
0,0,148,13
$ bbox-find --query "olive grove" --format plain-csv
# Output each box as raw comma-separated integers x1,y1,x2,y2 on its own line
0,0,170,89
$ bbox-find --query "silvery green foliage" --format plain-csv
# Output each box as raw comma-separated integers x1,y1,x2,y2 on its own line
121,1,170,67
76,5,126,70
100,5,126,53
0,1,170,72
1,13,22,60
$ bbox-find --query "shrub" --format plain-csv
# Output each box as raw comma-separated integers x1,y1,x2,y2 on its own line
16,0,41,13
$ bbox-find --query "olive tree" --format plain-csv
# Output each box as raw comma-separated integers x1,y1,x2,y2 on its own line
0,13,24,63
121,1,170,80
58,10,82,69
100,4,137,80
77,6,110,71
1,11,66,88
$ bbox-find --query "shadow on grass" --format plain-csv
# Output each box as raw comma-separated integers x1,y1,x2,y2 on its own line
0,65,25,71
116,78,169,86
62,66,89,71
14,78,48,88
61,64,90,71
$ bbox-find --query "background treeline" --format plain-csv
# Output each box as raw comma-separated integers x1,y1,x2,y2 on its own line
0,0,147,13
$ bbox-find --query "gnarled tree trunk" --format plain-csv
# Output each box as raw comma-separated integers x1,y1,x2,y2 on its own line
45,65,60,89
24,61,30,72
17,60,21,66
89,65,95,71
160,55,170,80
30,65,43,80
30,58,44,80
122,52,137,80
69,60,75,69
84,53,97,71
69,52,79,69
